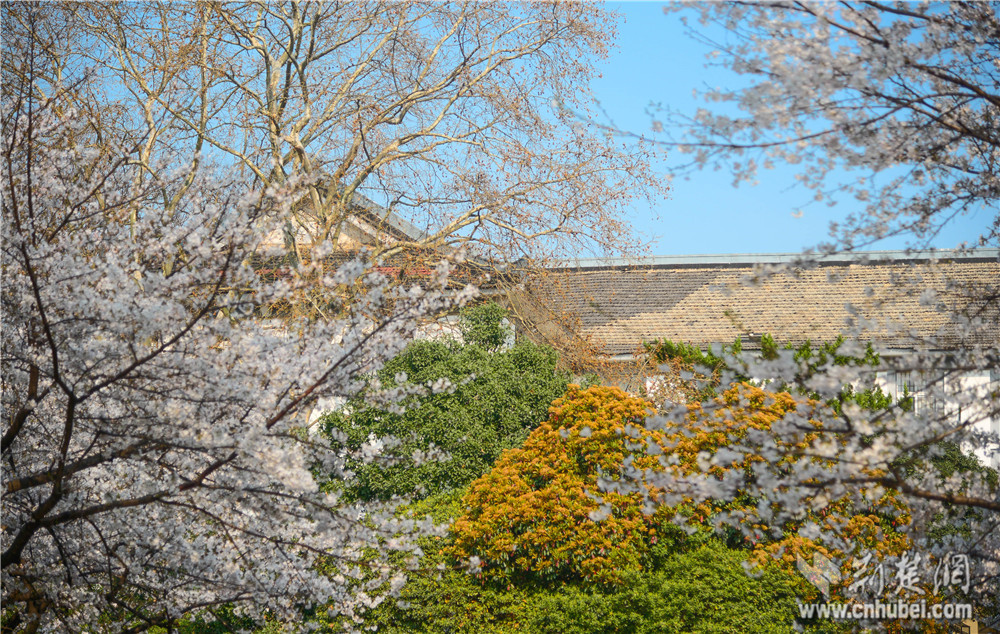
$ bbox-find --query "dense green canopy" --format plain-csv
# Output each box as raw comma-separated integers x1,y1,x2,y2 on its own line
321,305,571,502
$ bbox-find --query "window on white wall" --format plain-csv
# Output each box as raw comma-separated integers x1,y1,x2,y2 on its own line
889,370,946,416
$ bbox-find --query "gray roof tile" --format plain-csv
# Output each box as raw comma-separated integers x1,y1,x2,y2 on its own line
527,256,1000,356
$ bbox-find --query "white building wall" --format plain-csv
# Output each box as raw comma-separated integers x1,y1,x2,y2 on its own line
876,368,999,469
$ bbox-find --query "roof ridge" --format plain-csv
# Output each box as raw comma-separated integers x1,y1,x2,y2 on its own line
552,248,1000,270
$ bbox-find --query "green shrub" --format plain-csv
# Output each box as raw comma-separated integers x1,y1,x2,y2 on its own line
523,542,809,634
368,539,815,634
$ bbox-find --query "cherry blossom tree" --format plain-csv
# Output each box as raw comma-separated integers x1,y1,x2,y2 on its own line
657,1,998,251
0,1,665,627
1,12,474,632
625,1,1000,617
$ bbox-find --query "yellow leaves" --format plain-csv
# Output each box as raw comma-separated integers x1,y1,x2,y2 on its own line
450,385,662,585
751,537,840,577
663,383,801,477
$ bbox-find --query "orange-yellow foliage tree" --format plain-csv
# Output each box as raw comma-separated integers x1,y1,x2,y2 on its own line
452,382,912,597
450,385,663,585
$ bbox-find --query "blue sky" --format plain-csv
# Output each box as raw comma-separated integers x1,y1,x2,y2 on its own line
588,2,991,256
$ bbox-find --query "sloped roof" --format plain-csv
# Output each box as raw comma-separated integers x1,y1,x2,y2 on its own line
263,188,428,251
527,250,1000,356
348,192,427,243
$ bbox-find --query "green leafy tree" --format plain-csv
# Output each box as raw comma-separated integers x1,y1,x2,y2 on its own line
321,319,569,502
459,302,512,351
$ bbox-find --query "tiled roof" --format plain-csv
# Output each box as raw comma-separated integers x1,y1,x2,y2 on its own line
526,251,1000,356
